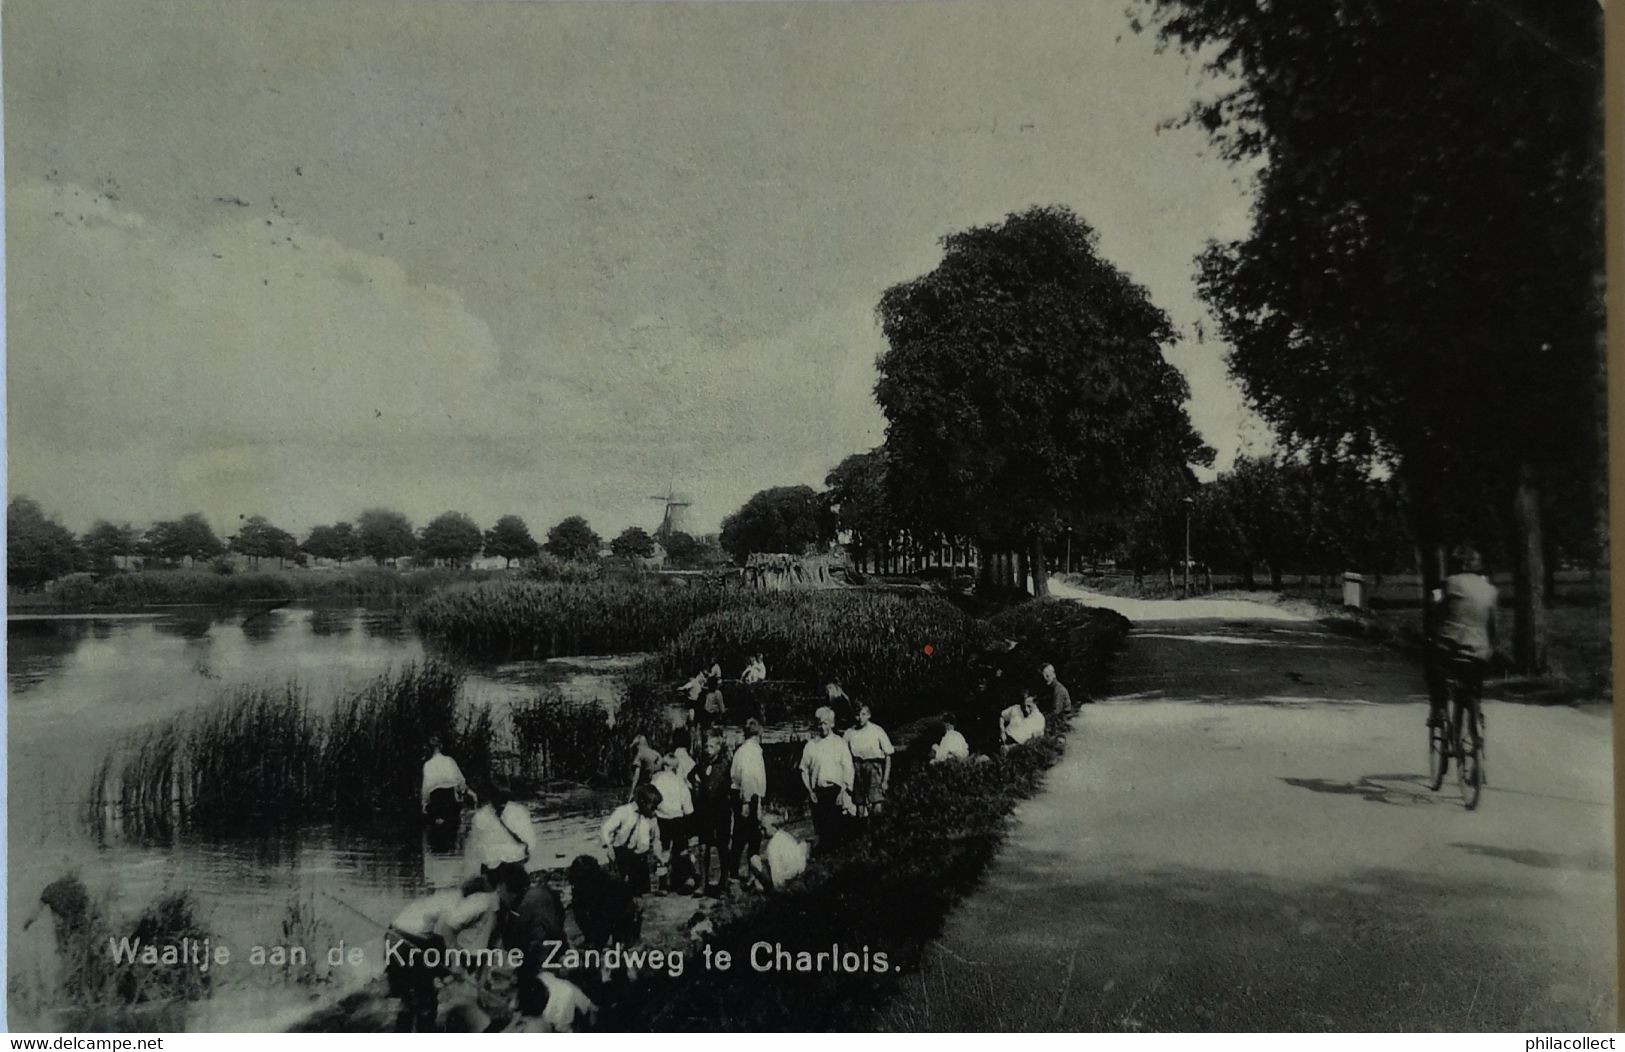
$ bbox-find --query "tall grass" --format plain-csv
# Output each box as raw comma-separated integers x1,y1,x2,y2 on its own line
32,566,499,610
412,578,738,659
658,591,987,719
93,665,480,831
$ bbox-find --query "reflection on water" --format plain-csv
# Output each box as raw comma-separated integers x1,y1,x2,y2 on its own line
6,605,638,1029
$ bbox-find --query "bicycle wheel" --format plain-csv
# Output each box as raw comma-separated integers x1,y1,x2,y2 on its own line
1455,702,1483,810
1427,711,1449,790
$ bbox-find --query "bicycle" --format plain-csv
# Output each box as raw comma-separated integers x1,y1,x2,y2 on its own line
1426,647,1486,809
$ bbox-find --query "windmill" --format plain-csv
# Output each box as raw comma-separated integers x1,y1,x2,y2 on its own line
649,484,693,542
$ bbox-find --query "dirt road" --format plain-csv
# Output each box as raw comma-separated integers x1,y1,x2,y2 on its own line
877,584,1615,1031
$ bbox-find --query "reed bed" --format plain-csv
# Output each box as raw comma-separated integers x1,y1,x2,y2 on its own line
509,689,667,787
94,664,483,831
412,578,740,659
658,591,987,719
35,566,499,610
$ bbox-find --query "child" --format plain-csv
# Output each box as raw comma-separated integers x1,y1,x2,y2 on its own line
748,811,810,893
599,784,663,895
932,712,970,763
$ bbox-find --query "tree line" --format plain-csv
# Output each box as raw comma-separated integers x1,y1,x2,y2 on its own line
6,498,724,590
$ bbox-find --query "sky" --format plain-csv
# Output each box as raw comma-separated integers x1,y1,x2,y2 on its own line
4,0,1270,540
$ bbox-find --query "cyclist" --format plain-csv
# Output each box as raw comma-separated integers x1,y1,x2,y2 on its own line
1427,544,1498,742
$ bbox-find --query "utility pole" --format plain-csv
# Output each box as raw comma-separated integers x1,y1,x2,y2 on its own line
1183,497,1194,598
1065,527,1073,575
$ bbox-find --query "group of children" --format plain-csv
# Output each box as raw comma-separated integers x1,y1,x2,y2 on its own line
391,657,1084,1032
611,715,806,898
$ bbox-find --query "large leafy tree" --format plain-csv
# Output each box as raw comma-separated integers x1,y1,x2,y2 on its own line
356,509,417,566
544,515,602,561
876,205,1213,595
483,515,540,567
719,485,833,564
8,498,81,590
1146,0,1604,668
823,449,891,570
143,512,226,565
418,511,484,565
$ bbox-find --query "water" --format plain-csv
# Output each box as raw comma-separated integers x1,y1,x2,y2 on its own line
6,605,634,1030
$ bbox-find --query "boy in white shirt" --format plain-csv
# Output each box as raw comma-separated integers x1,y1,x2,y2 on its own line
843,704,895,817
729,718,768,880
651,755,695,891
599,784,663,894
748,811,810,893
1000,690,1048,749
799,706,854,853
932,712,970,763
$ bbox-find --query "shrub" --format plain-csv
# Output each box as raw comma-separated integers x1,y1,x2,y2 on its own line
658,591,987,721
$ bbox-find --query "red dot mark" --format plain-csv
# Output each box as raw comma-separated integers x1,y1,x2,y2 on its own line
923,644,935,656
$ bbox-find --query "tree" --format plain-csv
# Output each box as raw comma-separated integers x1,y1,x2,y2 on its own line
718,485,833,564
876,205,1213,595
483,515,540,567
418,511,484,566
80,520,138,575
1146,0,1604,669
543,515,602,561
302,522,360,563
229,516,298,568
8,498,81,590
824,448,896,572
142,513,225,565
610,525,656,562
356,509,417,566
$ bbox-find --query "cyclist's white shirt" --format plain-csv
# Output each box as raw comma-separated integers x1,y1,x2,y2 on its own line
1437,573,1498,660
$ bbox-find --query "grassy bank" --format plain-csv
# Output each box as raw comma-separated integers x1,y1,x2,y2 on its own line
658,590,986,717
612,599,1127,1031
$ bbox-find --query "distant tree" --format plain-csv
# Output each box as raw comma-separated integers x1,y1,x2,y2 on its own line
544,516,602,561
8,498,81,590
418,511,484,566
610,526,656,561
662,530,704,567
302,522,360,563
876,205,1212,595
483,515,540,567
230,516,299,568
719,485,832,564
356,509,417,566
142,513,225,565
80,520,138,575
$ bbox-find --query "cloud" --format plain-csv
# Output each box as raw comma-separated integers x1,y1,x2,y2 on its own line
7,181,542,529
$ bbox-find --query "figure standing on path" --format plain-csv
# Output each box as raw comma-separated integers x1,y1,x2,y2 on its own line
843,704,894,818
690,725,734,896
729,718,768,881
799,705,854,853
599,784,663,895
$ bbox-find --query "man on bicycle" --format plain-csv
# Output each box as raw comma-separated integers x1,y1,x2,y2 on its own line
1427,544,1498,734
